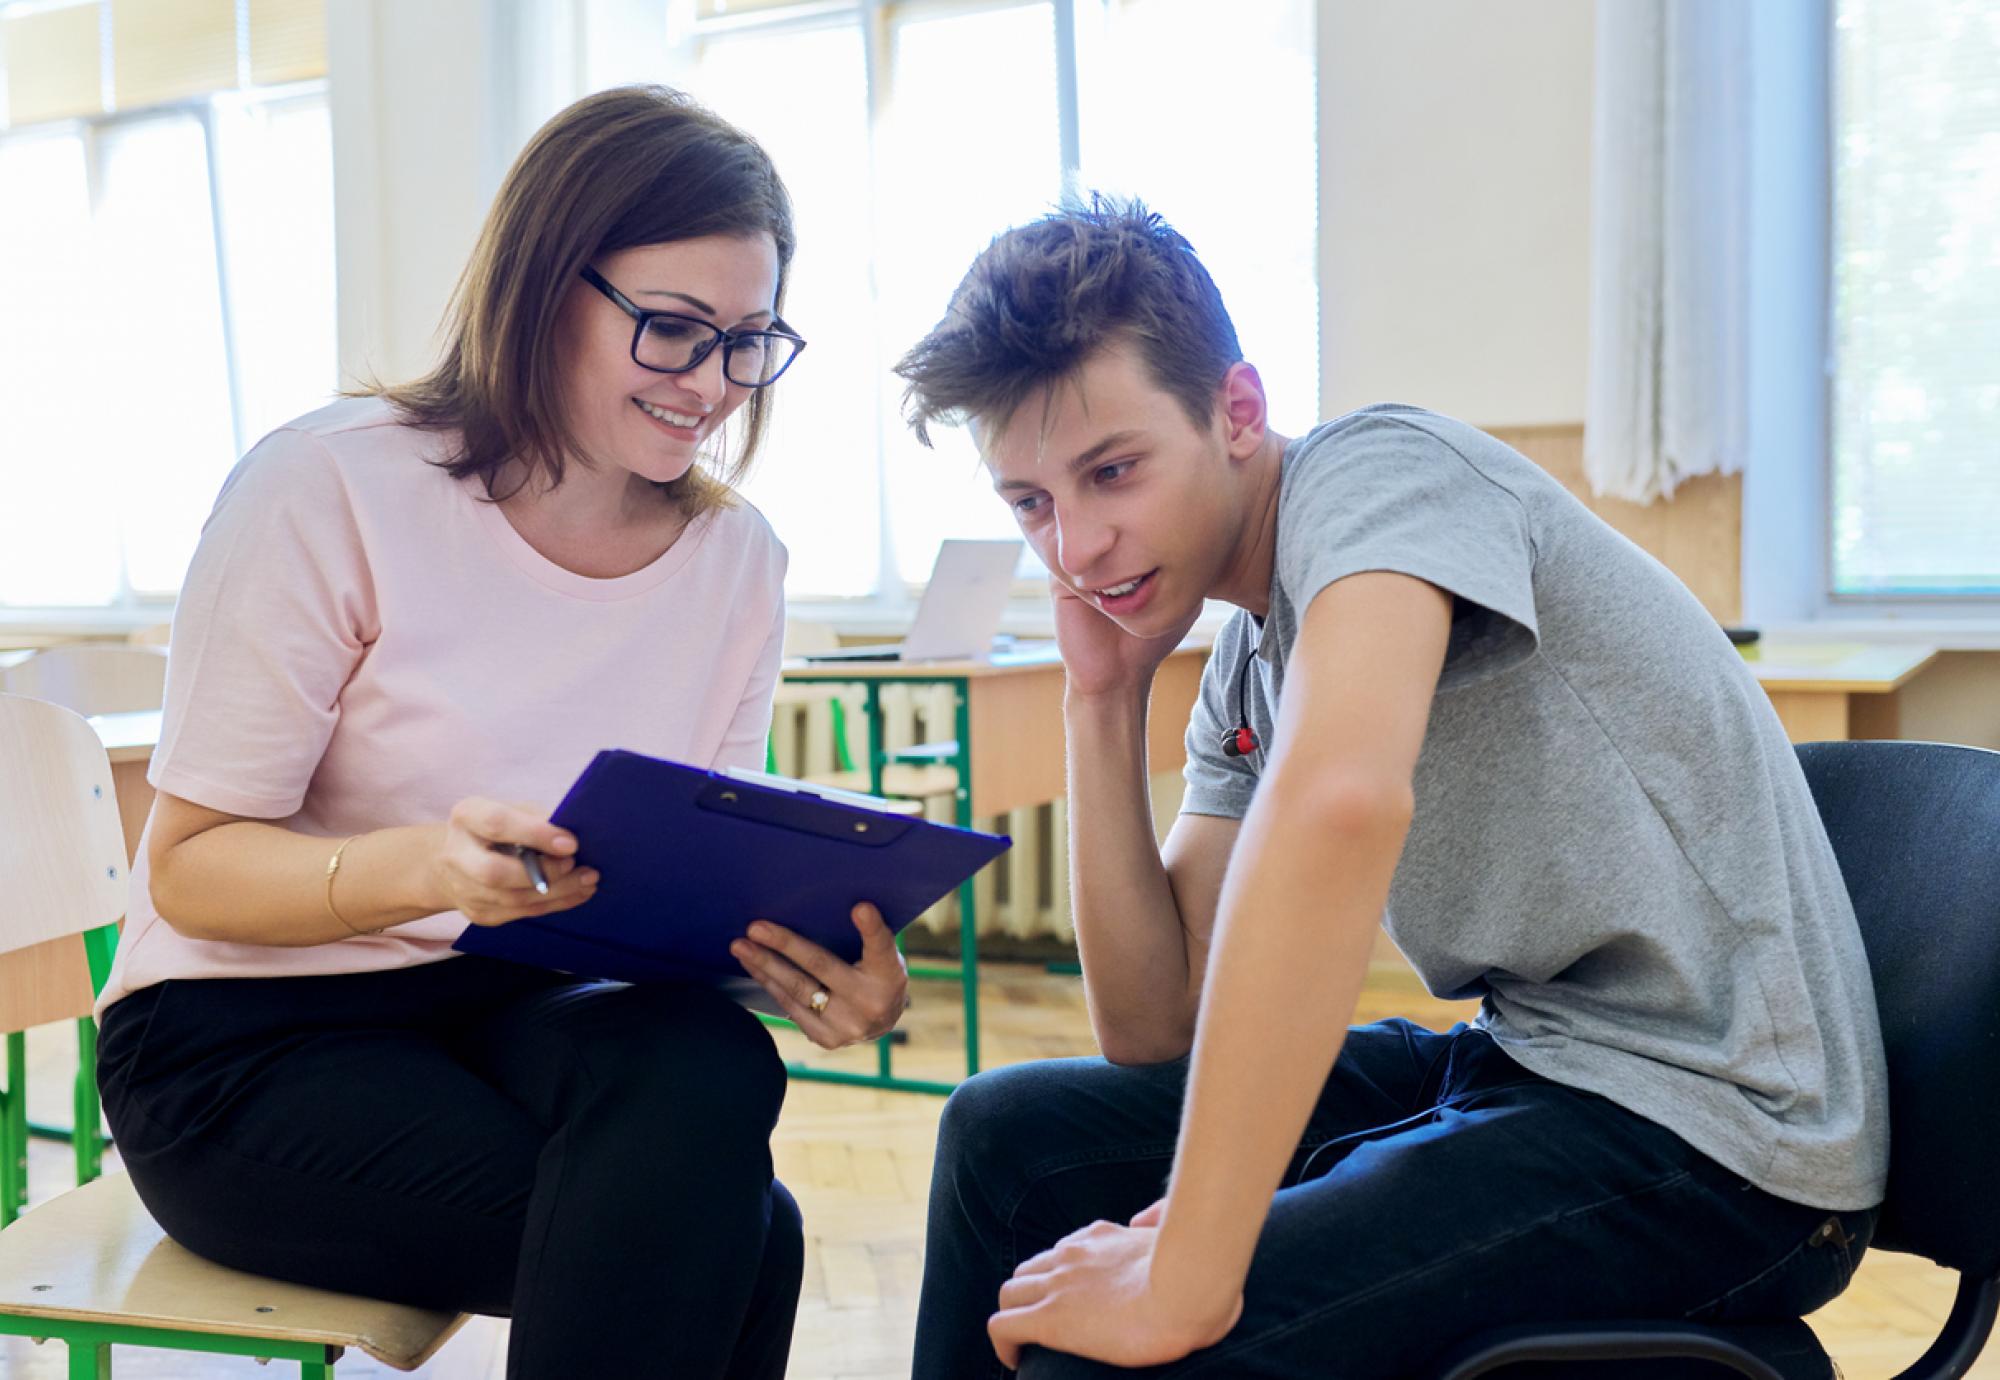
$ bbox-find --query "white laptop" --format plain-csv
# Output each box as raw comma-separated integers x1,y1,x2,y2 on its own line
805,539,1026,662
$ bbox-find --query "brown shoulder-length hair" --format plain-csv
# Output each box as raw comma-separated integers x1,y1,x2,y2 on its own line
378,85,795,517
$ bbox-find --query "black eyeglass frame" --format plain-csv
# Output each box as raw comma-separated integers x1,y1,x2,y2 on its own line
580,265,806,388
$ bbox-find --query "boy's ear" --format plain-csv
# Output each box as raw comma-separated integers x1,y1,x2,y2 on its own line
1218,361,1269,459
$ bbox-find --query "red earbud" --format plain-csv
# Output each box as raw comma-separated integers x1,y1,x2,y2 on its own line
1221,725,1259,758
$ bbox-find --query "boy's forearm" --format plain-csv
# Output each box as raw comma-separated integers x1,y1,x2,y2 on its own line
1064,686,1203,1061
1149,766,1411,1321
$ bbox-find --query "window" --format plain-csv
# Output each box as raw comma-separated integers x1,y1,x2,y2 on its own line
0,0,335,609
683,0,1319,599
1830,0,2000,598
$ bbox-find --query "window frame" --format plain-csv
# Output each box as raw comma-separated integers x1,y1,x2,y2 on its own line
684,0,1081,609
0,75,329,617
1820,0,2000,615
1741,0,1999,632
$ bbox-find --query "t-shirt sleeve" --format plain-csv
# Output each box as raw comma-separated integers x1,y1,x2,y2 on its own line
1280,415,1539,688
151,429,379,818
712,551,789,774
1180,610,1261,820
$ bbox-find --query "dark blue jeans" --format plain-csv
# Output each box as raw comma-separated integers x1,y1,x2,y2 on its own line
915,1021,1874,1379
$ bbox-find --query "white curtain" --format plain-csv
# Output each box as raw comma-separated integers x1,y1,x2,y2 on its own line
1585,0,1751,504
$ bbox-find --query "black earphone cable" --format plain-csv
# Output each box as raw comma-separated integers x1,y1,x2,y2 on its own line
1222,634,1262,758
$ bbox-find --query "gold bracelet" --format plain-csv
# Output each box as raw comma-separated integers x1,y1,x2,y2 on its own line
323,836,369,936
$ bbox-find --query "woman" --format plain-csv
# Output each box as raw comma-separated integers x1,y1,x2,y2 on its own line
92,85,906,1379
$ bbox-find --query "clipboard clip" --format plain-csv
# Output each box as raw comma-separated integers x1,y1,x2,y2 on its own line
694,777,916,848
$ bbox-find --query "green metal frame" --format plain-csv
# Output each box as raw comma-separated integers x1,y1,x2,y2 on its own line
0,922,119,1227
0,1312,341,1378
761,674,984,1097
1,1031,23,1226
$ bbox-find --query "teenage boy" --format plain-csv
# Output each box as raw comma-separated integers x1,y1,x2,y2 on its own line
893,201,1885,1380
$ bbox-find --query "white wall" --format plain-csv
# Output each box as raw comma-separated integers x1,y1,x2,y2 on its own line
328,0,666,389
1317,0,1595,428
329,0,497,389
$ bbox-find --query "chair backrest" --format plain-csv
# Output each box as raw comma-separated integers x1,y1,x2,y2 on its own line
1796,740,2000,1276
0,694,128,965
1,645,167,717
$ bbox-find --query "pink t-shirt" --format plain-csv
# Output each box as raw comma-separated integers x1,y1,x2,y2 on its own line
97,396,788,1013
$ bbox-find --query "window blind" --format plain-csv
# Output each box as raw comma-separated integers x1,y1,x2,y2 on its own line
1831,0,2000,596
0,0,325,130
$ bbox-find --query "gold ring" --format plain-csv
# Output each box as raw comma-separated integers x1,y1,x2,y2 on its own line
808,988,831,1014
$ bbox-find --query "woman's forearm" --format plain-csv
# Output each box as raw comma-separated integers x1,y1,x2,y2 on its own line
152,818,447,946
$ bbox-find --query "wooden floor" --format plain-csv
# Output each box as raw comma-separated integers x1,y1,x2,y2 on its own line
1,964,1989,1378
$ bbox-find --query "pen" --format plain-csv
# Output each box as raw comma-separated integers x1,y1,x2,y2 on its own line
490,843,550,895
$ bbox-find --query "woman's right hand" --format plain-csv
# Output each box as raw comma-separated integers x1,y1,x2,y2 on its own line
428,797,597,926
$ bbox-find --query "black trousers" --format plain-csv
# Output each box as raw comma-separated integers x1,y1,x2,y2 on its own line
96,955,803,1379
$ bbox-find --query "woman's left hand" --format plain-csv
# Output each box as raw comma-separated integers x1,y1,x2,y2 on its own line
730,903,910,1048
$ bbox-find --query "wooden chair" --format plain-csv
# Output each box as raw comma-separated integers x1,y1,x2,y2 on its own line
0,693,467,1376
0,692,124,1224
0,646,168,718
0,647,169,1201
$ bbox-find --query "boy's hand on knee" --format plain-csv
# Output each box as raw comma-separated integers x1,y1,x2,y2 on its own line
985,1209,1241,1370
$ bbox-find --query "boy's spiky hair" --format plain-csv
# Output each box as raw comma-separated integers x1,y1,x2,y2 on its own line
894,196,1243,447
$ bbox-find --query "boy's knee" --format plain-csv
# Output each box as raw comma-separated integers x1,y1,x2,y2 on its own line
1017,1345,1121,1380
936,1063,1044,1176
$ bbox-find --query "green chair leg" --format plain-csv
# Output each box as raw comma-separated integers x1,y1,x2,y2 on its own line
300,1359,336,1379
3,1030,25,1223
73,1017,102,1184
67,1339,111,1379
81,923,119,1000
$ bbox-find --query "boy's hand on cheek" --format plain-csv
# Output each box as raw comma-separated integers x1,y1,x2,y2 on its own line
1051,579,1196,701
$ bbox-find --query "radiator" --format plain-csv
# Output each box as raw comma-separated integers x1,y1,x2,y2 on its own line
769,683,1186,942
768,682,1072,941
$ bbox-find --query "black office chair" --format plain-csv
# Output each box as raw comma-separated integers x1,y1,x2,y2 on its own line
1436,740,2000,1380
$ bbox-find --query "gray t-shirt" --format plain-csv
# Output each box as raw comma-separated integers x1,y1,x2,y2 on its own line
1181,404,1888,1210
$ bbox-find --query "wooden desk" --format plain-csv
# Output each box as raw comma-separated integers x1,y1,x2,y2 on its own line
0,635,82,655
85,711,160,867
1742,643,1940,743
781,641,1210,1091
782,642,1207,817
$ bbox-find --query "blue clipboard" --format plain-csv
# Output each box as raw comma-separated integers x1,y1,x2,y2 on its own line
453,750,1011,983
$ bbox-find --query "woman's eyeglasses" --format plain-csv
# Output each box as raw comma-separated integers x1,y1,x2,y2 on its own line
581,266,805,388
